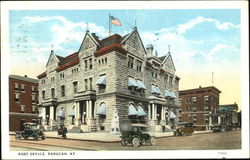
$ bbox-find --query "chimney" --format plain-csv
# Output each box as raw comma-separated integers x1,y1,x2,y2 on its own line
91,33,99,39
199,86,202,88
146,44,154,57
24,75,27,77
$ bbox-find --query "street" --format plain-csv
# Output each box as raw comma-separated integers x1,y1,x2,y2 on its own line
10,130,241,151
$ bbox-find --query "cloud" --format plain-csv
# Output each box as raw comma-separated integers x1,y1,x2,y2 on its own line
176,16,240,35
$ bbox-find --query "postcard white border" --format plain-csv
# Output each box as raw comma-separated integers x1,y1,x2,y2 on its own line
1,1,249,159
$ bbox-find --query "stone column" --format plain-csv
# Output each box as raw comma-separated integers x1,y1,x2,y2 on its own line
148,104,151,120
218,116,221,124
75,102,80,126
209,116,212,129
152,104,155,120
86,100,89,119
49,106,54,126
162,106,166,120
89,100,92,119
41,107,46,126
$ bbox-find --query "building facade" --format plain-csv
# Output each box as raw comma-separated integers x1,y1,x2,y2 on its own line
179,86,221,130
37,28,180,133
9,75,39,131
217,103,239,127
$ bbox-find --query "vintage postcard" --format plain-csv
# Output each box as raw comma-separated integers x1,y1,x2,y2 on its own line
1,1,249,159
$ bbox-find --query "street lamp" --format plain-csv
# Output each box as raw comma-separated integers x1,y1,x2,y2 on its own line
46,114,49,125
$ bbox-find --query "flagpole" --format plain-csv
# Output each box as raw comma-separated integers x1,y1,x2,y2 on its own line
109,13,111,36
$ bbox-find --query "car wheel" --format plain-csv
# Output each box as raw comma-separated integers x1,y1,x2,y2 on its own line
33,134,39,141
121,139,127,146
15,133,21,140
132,137,140,147
150,136,156,145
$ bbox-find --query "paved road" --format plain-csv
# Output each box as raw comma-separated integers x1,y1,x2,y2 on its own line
10,130,241,151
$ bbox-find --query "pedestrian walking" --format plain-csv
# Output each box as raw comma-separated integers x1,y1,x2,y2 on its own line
62,125,67,139
162,125,165,133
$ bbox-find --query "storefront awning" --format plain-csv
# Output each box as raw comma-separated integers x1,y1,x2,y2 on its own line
96,75,106,85
96,103,106,115
169,91,176,99
128,77,139,87
137,106,147,116
165,90,172,97
170,111,176,119
136,80,146,90
128,104,138,115
151,85,161,94
58,109,65,117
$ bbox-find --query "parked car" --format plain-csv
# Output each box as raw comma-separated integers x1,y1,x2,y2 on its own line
174,122,194,136
120,124,156,147
15,123,46,140
212,124,226,132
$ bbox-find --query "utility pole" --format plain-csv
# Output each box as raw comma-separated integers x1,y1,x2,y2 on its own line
109,13,111,36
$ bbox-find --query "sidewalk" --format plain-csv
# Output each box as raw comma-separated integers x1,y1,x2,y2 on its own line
10,130,212,142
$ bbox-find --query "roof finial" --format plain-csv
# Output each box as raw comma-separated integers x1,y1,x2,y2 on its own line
133,19,137,30
51,44,54,54
168,44,170,53
86,23,89,33
155,50,158,57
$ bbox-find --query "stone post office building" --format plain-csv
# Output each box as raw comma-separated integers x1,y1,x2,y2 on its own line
37,28,180,133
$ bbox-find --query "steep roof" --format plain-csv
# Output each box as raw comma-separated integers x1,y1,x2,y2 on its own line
219,104,238,111
158,55,167,62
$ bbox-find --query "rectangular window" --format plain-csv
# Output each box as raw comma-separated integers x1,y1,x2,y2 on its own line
20,84,25,92
20,105,25,112
61,85,65,97
204,114,209,124
73,81,78,93
15,93,20,102
32,105,36,112
164,75,168,83
193,107,197,112
89,58,93,70
60,73,64,79
42,90,45,99
136,60,142,71
89,78,93,90
85,79,88,90
188,115,192,121
51,88,55,98
204,95,209,103
32,95,36,104
84,60,88,71
32,86,35,93
14,83,19,91
192,97,197,103
179,98,182,105
128,56,134,69
169,76,173,85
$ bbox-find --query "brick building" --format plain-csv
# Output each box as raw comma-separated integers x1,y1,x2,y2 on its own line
37,28,180,133
9,75,39,131
179,86,221,130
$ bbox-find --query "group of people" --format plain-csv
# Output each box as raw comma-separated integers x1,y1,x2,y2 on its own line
58,125,67,139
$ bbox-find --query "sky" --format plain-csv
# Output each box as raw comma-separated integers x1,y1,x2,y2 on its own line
9,9,242,108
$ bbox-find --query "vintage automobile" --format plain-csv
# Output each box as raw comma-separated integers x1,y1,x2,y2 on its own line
120,124,156,147
15,123,46,140
212,124,226,132
173,122,194,136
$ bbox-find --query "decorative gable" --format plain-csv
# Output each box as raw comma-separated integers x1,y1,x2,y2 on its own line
79,33,99,53
122,29,146,56
162,54,176,72
46,52,60,72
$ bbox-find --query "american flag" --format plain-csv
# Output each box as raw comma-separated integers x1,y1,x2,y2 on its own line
110,16,121,26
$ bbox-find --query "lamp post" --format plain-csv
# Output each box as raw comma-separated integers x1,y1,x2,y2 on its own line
46,114,49,125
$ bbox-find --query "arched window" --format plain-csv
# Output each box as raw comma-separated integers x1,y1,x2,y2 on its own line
96,102,106,119
128,103,138,123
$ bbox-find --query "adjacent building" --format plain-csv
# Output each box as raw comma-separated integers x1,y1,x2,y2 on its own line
9,75,39,131
217,103,239,127
179,86,221,130
37,28,180,133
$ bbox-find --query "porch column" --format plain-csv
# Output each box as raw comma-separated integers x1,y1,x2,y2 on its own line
75,102,80,126
49,106,54,125
86,100,89,119
41,107,46,126
162,106,166,120
148,104,151,120
152,104,155,120
209,116,212,129
218,116,221,124
89,100,92,119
